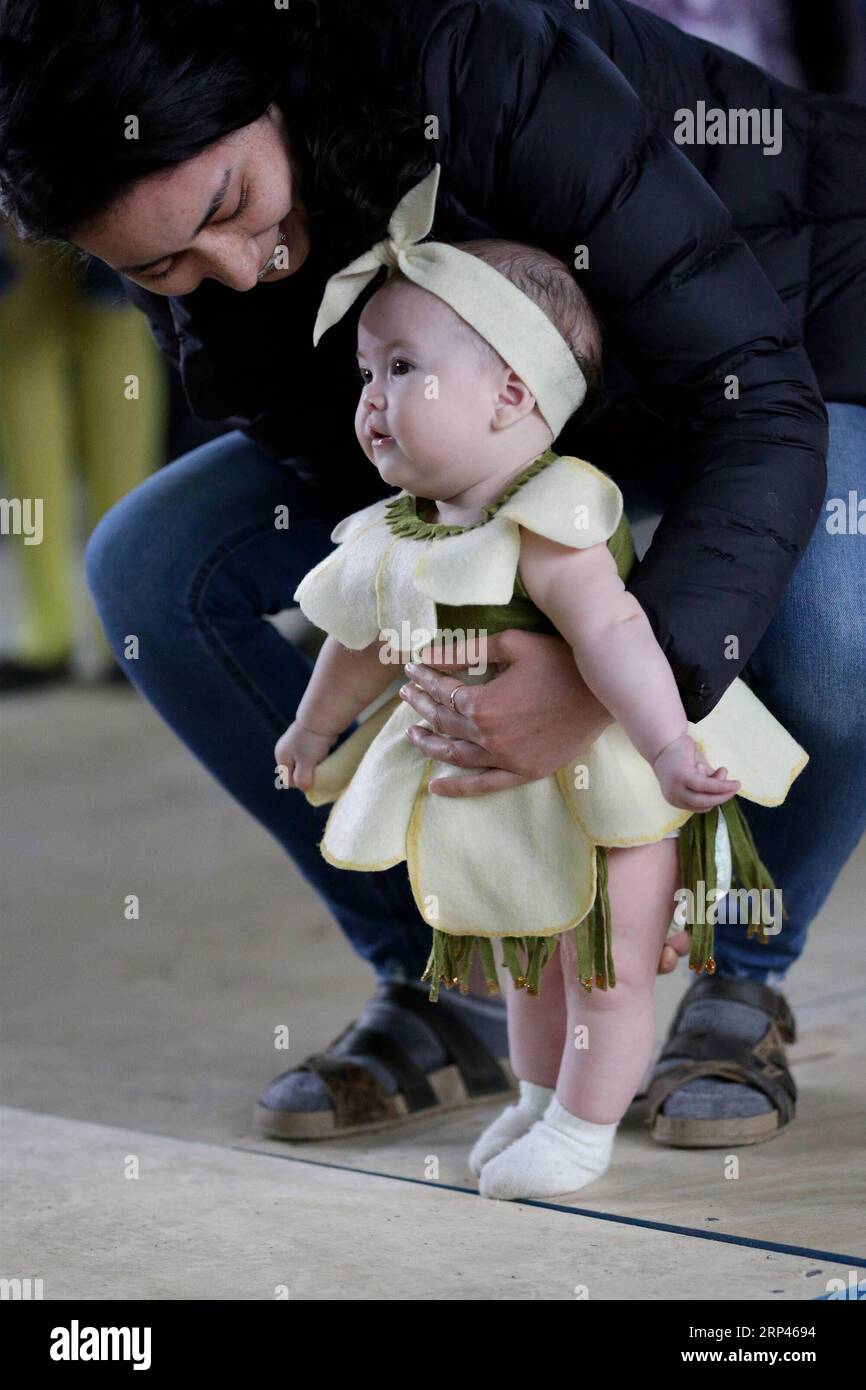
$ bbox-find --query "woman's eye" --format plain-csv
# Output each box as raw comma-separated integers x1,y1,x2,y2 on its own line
226,182,250,223
144,184,250,283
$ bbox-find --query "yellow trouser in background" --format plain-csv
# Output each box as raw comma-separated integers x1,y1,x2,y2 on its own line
0,236,168,666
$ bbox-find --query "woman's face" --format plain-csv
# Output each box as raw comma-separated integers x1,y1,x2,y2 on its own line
73,103,309,295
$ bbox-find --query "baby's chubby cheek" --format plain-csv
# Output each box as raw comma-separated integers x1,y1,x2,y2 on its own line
353,411,373,457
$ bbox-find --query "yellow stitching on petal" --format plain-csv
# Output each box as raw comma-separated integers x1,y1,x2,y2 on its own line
554,766,691,846
316,837,407,873
690,740,810,807
405,758,435,921
406,766,597,939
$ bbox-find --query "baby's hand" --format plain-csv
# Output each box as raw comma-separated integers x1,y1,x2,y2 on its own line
274,720,338,791
653,733,741,811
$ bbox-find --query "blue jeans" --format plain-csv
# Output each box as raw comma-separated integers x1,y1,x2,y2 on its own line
84,403,866,987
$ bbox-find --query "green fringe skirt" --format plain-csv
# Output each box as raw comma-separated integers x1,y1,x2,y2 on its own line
420,796,783,1002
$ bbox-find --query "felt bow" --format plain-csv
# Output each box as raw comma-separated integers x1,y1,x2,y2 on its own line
312,163,587,436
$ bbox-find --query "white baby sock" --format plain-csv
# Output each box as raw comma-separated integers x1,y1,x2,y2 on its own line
478,1096,618,1200
468,1079,554,1176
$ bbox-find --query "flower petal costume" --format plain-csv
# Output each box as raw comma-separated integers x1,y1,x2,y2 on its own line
295,448,809,998
295,162,809,1000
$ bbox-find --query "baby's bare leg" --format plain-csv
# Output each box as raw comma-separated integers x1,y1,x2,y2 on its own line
556,839,681,1122
503,933,567,1087
466,941,566,1175
477,839,682,1199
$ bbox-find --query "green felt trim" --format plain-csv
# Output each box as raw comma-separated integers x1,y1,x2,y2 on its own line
606,512,637,587
420,799,785,1002
383,446,560,540
434,594,559,638
431,510,637,639
381,449,637,636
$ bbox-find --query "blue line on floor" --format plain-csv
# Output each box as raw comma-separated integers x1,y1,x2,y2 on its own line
235,1143,866,1269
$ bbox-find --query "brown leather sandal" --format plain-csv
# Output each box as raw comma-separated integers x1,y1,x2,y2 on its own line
647,976,798,1148
254,979,516,1140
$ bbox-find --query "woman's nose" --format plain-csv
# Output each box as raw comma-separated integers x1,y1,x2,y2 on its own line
201,231,272,291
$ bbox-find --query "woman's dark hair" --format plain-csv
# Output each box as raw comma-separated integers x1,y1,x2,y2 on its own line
0,0,434,268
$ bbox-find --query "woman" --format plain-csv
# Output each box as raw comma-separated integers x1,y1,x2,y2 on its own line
1,0,863,1146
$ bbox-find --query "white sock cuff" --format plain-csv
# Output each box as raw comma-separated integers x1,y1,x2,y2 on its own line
545,1096,619,1136
518,1079,555,1110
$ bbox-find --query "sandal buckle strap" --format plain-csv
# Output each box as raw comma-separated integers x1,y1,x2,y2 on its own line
377,979,510,1098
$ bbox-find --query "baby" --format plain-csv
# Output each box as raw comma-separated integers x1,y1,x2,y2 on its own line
273,234,757,1201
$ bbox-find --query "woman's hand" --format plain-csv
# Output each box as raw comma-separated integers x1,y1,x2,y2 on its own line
399,629,614,796
653,733,740,811
274,720,338,792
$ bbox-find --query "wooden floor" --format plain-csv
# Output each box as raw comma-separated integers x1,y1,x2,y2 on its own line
2,685,864,1300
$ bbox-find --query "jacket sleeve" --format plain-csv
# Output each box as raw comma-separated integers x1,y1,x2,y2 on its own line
433,1,829,720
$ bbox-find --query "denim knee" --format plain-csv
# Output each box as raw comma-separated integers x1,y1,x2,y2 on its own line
83,490,164,642
84,505,124,609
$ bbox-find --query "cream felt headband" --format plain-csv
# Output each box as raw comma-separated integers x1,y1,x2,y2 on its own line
312,163,587,436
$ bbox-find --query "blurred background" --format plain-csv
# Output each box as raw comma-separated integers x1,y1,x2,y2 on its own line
0,234,228,690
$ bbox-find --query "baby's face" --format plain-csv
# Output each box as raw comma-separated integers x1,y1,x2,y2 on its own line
354,279,506,498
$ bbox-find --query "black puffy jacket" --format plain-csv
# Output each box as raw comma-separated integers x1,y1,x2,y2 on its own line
120,0,866,720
